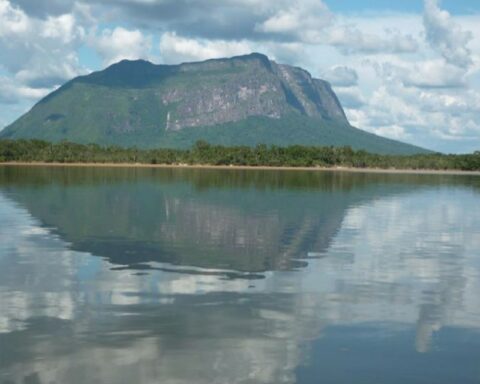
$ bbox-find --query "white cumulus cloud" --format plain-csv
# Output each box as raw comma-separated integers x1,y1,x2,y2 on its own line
91,27,153,66
423,0,473,68
159,32,253,64
335,87,366,109
0,0,86,88
256,0,332,35
323,25,418,54
322,66,358,87
380,60,467,89
0,76,51,104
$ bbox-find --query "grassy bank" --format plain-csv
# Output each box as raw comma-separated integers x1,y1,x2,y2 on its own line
1,139,479,171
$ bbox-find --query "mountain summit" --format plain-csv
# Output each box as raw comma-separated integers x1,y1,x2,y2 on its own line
1,53,427,154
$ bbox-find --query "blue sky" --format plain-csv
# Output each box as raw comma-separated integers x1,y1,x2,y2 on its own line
326,0,479,14
1,0,480,153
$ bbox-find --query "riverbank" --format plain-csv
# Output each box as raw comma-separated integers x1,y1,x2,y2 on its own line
2,139,479,172
2,162,480,175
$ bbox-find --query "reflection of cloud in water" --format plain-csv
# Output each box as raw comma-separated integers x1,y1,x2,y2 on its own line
0,184,480,382
313,188,480,352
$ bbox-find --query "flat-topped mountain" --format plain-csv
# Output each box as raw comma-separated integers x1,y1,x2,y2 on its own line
0,53,428,154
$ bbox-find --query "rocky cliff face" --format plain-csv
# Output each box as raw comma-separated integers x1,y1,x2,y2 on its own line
273,63,346,122
161,54,291,131
119,53,348,131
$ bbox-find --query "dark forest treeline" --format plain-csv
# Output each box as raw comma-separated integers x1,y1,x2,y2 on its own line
0,139,479,171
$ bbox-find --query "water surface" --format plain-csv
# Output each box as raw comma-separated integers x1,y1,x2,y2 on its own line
0,166,479,383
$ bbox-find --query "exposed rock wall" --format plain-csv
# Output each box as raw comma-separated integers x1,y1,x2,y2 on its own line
93,53,349,131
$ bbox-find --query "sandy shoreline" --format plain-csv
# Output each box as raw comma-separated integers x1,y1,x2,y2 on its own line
1,161,479,175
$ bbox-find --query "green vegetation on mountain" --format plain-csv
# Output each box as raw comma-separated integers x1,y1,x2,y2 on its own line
0,53,428,155
1,139,478,171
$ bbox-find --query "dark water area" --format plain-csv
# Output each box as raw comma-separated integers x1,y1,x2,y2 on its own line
0,166,479,383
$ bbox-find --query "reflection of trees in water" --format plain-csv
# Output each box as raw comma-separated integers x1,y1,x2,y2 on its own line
0,167,363,271
4,165,477,273
1,165,479,193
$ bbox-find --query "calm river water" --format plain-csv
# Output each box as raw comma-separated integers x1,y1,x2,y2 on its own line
0,166,479,383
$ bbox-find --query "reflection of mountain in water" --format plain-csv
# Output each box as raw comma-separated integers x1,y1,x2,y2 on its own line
2,166,477,274
0,167,480,384
0,195,335,383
